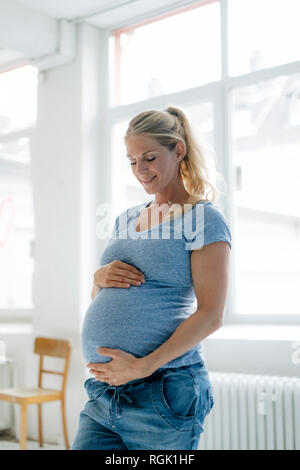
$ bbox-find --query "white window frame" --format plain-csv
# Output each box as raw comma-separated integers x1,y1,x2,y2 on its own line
105,0,300,325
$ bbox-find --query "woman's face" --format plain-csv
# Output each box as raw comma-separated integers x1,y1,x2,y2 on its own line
126,134,185,194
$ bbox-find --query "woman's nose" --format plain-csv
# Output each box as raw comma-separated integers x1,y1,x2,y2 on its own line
135,160,149,175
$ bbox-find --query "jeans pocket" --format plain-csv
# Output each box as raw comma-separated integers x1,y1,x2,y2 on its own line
161,370,197,420
152,368,198,432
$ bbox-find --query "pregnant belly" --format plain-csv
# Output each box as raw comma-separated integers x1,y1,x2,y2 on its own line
81,284,193,363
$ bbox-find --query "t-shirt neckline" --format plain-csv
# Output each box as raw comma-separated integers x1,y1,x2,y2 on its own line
133,199,211,234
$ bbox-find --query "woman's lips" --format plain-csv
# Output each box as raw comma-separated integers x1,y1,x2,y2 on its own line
142,176,156,185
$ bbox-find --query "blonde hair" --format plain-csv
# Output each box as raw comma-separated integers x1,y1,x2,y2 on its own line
124,105,227,205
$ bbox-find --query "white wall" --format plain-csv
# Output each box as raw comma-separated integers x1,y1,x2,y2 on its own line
203,336,300,377
30,30,82,445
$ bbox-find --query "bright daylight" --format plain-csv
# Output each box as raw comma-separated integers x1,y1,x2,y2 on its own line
0,0,299,454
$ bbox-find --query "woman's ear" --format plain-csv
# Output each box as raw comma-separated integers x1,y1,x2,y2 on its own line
175,141,186,163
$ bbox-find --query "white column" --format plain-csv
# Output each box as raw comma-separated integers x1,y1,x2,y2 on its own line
30,23,111,445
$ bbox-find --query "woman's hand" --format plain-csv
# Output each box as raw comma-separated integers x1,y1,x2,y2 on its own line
91,283,101,301
87,347,151,386
93,260,146,289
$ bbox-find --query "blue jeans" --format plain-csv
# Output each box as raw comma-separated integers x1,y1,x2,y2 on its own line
71,361,214,450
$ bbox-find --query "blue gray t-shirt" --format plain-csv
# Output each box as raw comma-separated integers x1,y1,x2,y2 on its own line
81,200,232,369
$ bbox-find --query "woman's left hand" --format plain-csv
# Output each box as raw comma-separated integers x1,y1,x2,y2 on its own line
87,347,151,386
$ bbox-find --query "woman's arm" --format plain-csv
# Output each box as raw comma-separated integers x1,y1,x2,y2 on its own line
87,242,230,385
139,241,230,375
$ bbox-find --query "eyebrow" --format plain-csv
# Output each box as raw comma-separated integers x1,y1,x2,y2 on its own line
126,150,157,158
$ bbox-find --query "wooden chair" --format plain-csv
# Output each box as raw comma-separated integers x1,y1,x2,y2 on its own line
0,336,71,450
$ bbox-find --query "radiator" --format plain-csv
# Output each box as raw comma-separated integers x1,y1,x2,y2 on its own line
199,372,300,450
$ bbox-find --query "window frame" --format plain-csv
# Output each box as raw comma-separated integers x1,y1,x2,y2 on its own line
0,127,35,320
106,0,300,325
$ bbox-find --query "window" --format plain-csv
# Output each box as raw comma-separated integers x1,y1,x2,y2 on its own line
107,0,300,322
232,75,300,315
0,65,37,134
110,0,220,106
228,0,300,77
0,65,37,310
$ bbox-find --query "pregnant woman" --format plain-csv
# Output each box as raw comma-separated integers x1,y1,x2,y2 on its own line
71,106,232,450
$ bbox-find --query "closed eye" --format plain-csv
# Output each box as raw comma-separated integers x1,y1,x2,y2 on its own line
130,157,156,165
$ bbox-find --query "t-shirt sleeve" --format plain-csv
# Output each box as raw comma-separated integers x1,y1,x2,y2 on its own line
184,203,232,251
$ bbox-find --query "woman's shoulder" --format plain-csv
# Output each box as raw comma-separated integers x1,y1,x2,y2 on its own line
184,200,232,250
194,200,230,232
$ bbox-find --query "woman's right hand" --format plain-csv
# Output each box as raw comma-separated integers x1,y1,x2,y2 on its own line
93,260,146,289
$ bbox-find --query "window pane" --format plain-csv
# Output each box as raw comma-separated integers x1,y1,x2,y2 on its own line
183,102,214,146
111,1,220,106
0,65,38,135
232,74,300,314
229,0,300,76
0,138,34,308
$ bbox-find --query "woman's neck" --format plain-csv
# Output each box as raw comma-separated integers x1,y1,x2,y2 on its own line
152,194,197,208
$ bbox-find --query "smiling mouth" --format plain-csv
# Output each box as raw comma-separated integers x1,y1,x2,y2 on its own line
142,176,156,183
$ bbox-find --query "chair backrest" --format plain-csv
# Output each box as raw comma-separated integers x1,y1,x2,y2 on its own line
34,337,71,394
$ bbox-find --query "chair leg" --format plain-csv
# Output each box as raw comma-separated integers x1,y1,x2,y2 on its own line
38,404,43,447
20,404,27,450
61,398,69,449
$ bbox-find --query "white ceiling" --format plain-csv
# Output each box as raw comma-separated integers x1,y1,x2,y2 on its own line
0,0,196,70
16,0,127,20
16,0,195,27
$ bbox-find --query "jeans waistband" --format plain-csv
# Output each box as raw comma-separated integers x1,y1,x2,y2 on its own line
85,360,207,426
124,360,207,387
